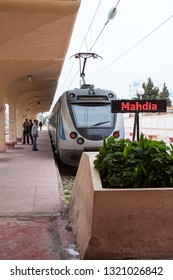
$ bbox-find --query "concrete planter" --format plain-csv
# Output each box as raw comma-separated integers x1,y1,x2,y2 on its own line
69,152,173,259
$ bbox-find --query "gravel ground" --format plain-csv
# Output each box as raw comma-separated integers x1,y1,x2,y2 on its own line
61,175,75,206
51,143,77,207
56,158,77,207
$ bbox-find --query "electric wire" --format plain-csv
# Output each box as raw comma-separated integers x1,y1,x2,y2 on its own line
79,0,103,52
89,0,121,52
56,0,103,95
65,0,121,91
90,14,173,77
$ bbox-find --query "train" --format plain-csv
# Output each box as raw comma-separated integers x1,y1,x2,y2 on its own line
48,53,124,166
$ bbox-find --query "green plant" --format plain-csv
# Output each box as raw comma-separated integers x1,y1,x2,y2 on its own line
94,134,173,188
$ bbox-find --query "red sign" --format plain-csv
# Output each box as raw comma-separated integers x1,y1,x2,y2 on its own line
111,99,167,113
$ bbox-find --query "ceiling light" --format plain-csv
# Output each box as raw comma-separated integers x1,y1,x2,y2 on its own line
27,75,32,82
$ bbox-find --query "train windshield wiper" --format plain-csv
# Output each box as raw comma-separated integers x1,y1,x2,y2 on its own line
89,121,110,128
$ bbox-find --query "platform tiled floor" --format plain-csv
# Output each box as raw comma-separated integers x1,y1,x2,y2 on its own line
0,128,79,260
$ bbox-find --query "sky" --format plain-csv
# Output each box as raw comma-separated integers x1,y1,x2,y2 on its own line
52,0,173,106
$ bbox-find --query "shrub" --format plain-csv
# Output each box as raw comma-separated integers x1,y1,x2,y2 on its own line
93,134,173,188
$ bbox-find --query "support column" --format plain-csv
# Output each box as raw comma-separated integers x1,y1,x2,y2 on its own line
9,97,17,142
16,105,24,140
0,95,6,152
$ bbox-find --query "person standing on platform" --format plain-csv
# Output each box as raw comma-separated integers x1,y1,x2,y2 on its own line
29,119,33,145
31,119,39,151
39,121,43,131
22,118,30,144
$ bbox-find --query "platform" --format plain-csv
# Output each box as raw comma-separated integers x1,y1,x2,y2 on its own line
0,128,79,260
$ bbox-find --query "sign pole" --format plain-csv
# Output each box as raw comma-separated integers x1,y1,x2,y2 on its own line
136,112,140,141
132,112,139,141
132,113,137,141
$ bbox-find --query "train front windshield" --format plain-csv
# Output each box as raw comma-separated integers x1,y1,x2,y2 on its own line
71,104,114,128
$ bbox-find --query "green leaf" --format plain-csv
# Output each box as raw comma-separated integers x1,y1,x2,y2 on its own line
93,135,173,188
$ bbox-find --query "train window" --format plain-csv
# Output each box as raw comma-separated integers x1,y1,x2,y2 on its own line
71,104,114,128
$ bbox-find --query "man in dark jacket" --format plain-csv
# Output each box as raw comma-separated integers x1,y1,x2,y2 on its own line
29,119,33,145
22,118,30,144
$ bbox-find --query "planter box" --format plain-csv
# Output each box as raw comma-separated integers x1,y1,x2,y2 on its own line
69,152,173,259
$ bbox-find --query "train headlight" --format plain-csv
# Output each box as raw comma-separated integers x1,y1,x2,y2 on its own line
108,93,114,98
113,131,120,138
77,137,84,145
70,131,78,139
69,93,75,98
88,88,95,95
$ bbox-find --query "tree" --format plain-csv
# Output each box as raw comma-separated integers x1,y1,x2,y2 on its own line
159,82,171,106
141,77,172,106
142,77,159,100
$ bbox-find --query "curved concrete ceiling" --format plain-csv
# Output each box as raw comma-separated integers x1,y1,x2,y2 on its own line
0,0,81,114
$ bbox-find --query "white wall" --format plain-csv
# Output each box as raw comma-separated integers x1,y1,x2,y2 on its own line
124,112,173,140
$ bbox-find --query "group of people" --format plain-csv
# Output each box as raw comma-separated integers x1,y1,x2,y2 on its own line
23,119,43,151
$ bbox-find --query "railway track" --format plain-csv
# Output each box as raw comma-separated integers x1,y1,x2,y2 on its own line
49,133,77,205
57,156,77,206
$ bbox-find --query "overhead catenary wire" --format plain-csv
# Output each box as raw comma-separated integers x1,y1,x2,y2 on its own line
79,0,103,52
89,0,121,52
90,14,173,76
56,0,103,94
58,0,121,93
